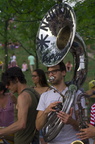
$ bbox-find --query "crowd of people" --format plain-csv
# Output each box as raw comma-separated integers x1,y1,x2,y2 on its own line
0,60,95,144
1,53,35,74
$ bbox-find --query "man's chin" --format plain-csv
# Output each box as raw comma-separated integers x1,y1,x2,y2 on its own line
51,82,57,85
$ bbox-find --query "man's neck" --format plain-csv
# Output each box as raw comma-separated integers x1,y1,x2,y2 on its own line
53,83,67,93
17,83,28,94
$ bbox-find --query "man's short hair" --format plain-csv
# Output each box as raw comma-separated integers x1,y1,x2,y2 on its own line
47,61,66,72
58,61,66,72
2,67,27,86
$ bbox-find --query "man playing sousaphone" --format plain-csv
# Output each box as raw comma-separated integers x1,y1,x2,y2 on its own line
36,61,87,144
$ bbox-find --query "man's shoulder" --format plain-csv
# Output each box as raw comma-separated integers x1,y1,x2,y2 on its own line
21,87,40,102
41,88,54,97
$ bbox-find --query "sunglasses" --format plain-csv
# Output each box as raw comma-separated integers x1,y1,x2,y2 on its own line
45,69,61,75
32,75,38,77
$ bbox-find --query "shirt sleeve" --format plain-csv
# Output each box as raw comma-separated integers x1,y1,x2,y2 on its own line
90,104,95,126
36,93,46,111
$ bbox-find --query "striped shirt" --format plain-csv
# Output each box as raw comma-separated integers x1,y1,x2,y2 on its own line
90,103,95,126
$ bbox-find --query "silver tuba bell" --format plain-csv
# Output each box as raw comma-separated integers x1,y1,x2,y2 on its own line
36,2,88,142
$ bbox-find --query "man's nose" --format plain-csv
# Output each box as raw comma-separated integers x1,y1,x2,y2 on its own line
49,72,54,76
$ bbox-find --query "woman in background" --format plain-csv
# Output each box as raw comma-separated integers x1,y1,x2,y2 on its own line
0,82,17,144
22,61,28,72
32,69,50,95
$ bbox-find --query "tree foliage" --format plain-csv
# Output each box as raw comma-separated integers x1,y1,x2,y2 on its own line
0,0,56,54
0,0,55,69
74,0,95,44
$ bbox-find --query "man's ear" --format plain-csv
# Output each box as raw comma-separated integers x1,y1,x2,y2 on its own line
62,71,66,77
13,78,19,84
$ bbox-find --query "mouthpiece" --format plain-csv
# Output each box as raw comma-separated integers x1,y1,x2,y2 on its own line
49,76,55,82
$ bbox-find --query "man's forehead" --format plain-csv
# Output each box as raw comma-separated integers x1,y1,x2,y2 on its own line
48,65,59,70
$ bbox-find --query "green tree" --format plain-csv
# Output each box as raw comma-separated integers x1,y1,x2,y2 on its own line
74,0,95,45
0,0,55,69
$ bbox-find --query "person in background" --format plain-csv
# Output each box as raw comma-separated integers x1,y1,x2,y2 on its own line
65,61,73,72
32,69,50,144
36,61,86,144
77,80,95,144
10,53,18,67
0,82,17,144
32,69,50,95
86,80,95,98
0,67,39,144
8,62,12,69
89,103,95,144
28,53,35,73
10,53,16,63
76,105,95,144
11,61,18,67
22,61,28,72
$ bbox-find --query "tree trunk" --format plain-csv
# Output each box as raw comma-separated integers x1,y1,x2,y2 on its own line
35,53,39,69
4,20,9,71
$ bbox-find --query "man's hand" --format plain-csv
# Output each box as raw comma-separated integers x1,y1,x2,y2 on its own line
57,108,73,124
44,101,61,114
76,124,95,140
36,101,62,130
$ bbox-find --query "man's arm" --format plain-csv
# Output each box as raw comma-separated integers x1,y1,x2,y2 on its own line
36,110,48,130
0,91,31,136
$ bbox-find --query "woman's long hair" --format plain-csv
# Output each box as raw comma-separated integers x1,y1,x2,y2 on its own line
33,69,49,87
0,82,8,94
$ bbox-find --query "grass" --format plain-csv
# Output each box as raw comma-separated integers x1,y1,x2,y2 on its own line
0,46,95,90
0,46,47,87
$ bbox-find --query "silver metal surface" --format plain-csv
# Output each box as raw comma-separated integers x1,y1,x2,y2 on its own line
69,32,88,88
36,3,76,67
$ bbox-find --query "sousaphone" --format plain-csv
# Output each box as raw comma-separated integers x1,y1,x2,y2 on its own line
36,2,88,142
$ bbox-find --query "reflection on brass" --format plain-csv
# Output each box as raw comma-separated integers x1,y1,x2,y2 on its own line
71,140,84,144
57,26,70,50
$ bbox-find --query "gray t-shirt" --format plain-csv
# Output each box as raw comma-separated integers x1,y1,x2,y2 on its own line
37,87,85,144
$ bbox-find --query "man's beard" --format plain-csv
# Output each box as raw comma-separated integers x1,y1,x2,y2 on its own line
50,79,60,86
